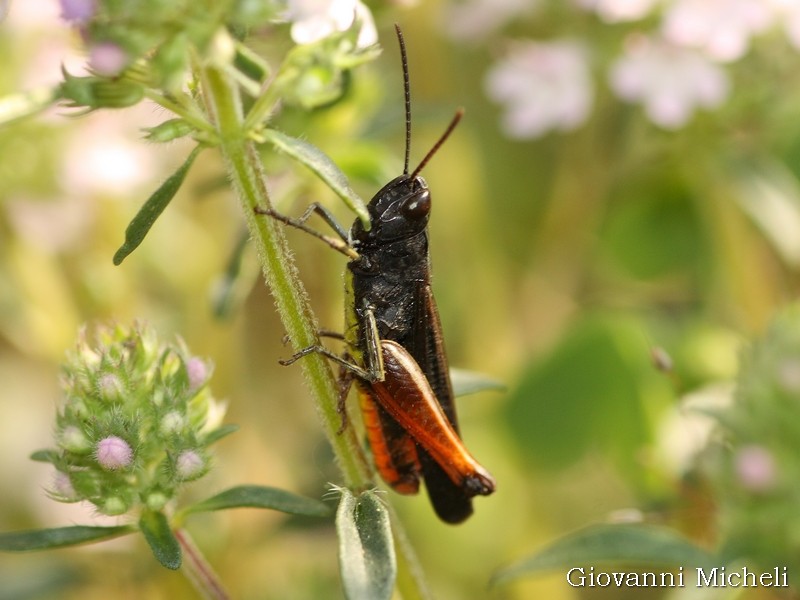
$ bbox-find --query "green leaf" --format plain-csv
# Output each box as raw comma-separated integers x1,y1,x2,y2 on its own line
492,523,716,586
336,489,396,600
450,368,505,398
113,145,202,265
731,159,800,268
142,118,195,143
262,128,370,228
202,423,240,446
0,525,135,551
184,485,331,517
139,510,181,570
212,229,253,319
234,42,270,85
504,314,672,473
29,449,59,464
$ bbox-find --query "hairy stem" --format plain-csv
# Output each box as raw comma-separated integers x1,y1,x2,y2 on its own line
197,64,431,600
175,528,229,600
198,64,370,488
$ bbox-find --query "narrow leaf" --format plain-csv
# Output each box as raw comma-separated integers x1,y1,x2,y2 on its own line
113,145,202,265
492,523,715,586
336,489,396,600
139,510,181,570
212,229,253,319
29,449,59,464
0,525,134,551
184,485,331,517
202,423,240,446
262,128,370,228
450,368,506,398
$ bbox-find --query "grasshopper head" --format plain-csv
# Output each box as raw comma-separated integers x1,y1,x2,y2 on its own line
352,174,430,244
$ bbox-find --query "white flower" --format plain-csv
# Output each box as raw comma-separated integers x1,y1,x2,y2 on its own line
485,40,593,139
609,34,729,128
661,0,773,62
443,0,535,41
575,0,660,23
286,0,377,48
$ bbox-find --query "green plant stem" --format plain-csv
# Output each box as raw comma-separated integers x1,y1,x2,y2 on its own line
175,528,229,600
144,90,215,136
197,63,431,600
198,63,370,486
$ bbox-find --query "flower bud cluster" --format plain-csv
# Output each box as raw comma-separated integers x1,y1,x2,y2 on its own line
42,323,226,516
704,304,800,572
56,0,379,114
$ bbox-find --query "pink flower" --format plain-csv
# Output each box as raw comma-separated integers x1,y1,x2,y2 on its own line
89,42,129,77
96,436,133,470
51,471,77,500
485,40,593,138
609,35,729,128
662,0,773,62
59,0,96,24
443,0,534,41
186,357,208,391
176,450,205,480
734,445,776,492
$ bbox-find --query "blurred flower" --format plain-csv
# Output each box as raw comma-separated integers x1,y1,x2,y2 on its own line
485,40,593,139
609,35,729,128
97,372,121,397
734,445,776,492
60,110,158,196
286,0,377,48
50,471,77,501
443,0,535,41
186,357,209,391
95,436,134,470
58,425,92,454
575,0,659,23
175,450,206,480
661,0,773,62
59,0,95,24
88,42,129,77
6,0,60,30
0,0,9,22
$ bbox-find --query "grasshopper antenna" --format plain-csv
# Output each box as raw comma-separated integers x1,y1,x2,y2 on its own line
395,24,463,181
409,108,463,180
395,24,412,176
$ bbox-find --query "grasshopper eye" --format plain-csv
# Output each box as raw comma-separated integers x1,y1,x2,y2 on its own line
401,189,430,221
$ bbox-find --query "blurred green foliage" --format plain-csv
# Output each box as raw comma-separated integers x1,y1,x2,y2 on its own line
3,1,800,599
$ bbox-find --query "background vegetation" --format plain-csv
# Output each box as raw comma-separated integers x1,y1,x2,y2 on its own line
2,0,800,598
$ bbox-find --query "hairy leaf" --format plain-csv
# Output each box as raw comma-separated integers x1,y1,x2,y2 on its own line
336,489,396,600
